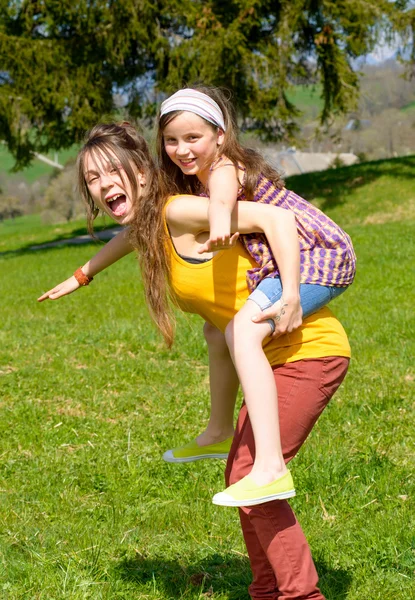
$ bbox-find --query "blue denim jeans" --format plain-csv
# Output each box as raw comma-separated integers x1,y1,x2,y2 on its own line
248,276,347,333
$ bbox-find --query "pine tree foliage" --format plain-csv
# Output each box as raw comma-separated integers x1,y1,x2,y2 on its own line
0,0,412,165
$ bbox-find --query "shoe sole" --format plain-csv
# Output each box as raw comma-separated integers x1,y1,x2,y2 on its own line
212,489,296,507
163,452,229,463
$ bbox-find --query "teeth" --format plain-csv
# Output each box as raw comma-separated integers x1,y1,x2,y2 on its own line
107,194,123,203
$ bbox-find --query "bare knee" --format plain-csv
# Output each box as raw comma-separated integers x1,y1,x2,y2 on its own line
226,308,267,351
225,310,249,345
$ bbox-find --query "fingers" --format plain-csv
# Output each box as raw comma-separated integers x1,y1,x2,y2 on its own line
38,290,64,301
37,277,80,301
251,310,273,324
211,235,231,248
198,233,240,253
252,308,303,336
48,290,64,300
197,243,211,254
37,289,58,302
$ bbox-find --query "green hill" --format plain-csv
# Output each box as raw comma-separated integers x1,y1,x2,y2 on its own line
286,155,415,226
0,144,78,184
286,84,324,119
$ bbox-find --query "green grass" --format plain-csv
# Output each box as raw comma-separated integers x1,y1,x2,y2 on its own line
286,155,415,227
0,214,118,253
1,158,414,599
0,145,78,184
286,84,324,119
401,100,415,113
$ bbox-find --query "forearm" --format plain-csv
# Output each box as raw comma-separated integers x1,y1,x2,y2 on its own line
230,202,300,299
207,166,239,233
262,210,300,300
168,197,299,296
208,201,232,234
38,227,135,302
81,228,134,278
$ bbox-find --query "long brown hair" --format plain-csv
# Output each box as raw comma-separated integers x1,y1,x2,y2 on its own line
156,85,284,197
76,123,175,346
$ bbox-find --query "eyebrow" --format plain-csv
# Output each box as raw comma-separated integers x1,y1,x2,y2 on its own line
163,130,200,137
84,162,111,176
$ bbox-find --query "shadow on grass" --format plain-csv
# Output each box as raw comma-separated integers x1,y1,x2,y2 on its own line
315,558,353,600
286,155,415,213
0,225,121,258
114,554,251,599
114,553,352,599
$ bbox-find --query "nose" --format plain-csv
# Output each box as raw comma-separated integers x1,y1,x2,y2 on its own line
99,172,114,190
176,140,189,157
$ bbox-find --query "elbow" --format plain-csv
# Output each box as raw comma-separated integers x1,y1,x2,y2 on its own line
284,209,296,226
266,206,296,230
279,209,297,233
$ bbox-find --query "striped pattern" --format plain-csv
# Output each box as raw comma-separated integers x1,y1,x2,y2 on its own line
160,89,226,131
239,175,356,292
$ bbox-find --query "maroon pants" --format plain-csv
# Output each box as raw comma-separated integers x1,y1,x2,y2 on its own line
225,357,349,600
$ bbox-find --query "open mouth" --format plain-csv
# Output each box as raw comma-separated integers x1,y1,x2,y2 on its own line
107,194,127,217
179,159,196,168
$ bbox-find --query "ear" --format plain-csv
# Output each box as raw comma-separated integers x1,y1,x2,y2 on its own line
137,172,146,187
216,128,225,146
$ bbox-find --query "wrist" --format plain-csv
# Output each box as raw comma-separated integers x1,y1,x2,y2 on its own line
281,290,300,303
73,267,93,286
80,262,95,278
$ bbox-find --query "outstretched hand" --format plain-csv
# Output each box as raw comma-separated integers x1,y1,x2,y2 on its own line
252,295,303,337
37,276,81,302
198,232,240,254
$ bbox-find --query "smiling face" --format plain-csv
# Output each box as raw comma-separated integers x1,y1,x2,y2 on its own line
162,112,224,185
83,150,145,225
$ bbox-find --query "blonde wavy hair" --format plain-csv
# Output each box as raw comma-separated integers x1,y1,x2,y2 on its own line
76,123,175,346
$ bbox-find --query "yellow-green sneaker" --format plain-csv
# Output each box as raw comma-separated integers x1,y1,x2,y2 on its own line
212,471,295,507
163,436,233,463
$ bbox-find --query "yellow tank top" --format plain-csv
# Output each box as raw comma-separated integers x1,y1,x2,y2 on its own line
165,196,351,365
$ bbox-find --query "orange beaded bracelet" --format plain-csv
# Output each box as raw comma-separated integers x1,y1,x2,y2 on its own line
73,267,93,286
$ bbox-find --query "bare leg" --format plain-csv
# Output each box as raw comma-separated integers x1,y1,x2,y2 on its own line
225,301,287,485
196,322,239,447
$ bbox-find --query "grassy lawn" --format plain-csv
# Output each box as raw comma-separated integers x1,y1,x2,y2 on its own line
401,100,415,113
0,145,78,184
286,84,324,121
0,158,414,599
0,214,118,254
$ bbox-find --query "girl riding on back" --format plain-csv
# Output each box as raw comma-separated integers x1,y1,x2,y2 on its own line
157,87,356,507
38,122,352,597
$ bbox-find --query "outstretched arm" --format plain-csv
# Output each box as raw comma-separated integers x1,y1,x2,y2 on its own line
37,228,134,301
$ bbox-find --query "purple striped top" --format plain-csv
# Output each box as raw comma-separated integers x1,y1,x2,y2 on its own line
239,174,356,292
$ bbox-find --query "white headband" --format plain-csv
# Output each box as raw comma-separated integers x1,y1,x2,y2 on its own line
160,89,226,131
